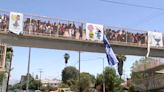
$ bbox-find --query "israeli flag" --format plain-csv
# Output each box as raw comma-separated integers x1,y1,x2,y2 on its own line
103,35,118,65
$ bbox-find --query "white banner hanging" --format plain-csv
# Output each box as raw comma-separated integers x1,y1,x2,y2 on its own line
9,12,24,35
148,31,163,47
86,23,104,41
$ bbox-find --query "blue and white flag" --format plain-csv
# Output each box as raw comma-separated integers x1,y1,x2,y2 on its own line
103,35,118,65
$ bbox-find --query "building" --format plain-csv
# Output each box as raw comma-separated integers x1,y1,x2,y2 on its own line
132,58,164,92
0,44,6,73
0,45,13,92
41,79,61,88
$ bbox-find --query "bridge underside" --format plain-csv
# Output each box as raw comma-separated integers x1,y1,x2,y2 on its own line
0,32,164,57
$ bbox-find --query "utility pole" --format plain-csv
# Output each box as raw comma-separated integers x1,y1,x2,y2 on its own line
26,47,31,92
79,51,81,92
39,69,43,90
102,58,105,92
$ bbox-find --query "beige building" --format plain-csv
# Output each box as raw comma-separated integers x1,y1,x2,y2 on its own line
132,58,164,92
0,44,6,73
41,79,61,88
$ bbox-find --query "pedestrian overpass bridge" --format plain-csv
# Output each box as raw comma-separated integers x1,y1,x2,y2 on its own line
0,31,164,58
0,10,164,58
0,10,164,92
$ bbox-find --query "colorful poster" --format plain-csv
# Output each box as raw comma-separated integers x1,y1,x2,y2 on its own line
86,23,103,41
9,12,24,35
148,31,163,47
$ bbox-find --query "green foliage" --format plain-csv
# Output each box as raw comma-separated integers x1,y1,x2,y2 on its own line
96,67,123,92
59,83,69,88
61,66,123,92
62,66,79,84
79,72,95,92
12,74,41,90
96,74,103,86
61,66,79,91
0,73,5,85
0,47,13,85
61,66,96,92
41,83,54,92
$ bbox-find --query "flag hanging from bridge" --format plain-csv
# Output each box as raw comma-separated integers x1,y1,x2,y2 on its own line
9,12,24,35
103,35,118,65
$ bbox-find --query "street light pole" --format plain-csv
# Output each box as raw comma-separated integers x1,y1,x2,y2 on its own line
79,51,81,92
39,69,43,90
102,58,105,92
26,47,31,92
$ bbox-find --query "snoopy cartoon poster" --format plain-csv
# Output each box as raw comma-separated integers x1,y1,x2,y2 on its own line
86,23,103,41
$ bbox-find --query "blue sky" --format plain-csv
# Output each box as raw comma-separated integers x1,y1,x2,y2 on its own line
1,0,164,84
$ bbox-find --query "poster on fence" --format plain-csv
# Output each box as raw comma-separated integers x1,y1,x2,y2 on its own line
86,23,104,41
148,31,163,47
9,12,24,35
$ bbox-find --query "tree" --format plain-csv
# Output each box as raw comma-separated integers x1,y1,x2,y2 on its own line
15,74,42,90
59,83,69,88
96,67,123,92
79,72,95,92
117,55,126,78
62,66,79,84
5,47,14,91
96,74,103,86
0,73,5,85
64,53,70,64
0,47,13,85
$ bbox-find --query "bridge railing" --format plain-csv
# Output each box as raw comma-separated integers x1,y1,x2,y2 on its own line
0,10,163,48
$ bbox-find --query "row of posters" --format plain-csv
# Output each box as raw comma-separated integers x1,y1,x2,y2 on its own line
8,12,163,47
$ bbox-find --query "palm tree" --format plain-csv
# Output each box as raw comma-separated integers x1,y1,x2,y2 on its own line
6,47,13,91
117,55,126,79
64,53,70,65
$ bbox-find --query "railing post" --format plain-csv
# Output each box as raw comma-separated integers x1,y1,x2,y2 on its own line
126,30,128,43
29,17,31,35
56,19,59,37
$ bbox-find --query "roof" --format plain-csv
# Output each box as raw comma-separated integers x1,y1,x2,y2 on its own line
41,79,61,84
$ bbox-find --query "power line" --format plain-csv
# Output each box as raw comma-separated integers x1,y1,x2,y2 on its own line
100,0,164,11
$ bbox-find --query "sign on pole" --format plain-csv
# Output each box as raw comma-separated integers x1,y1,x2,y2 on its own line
86,23,104,41
9,12,24,35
